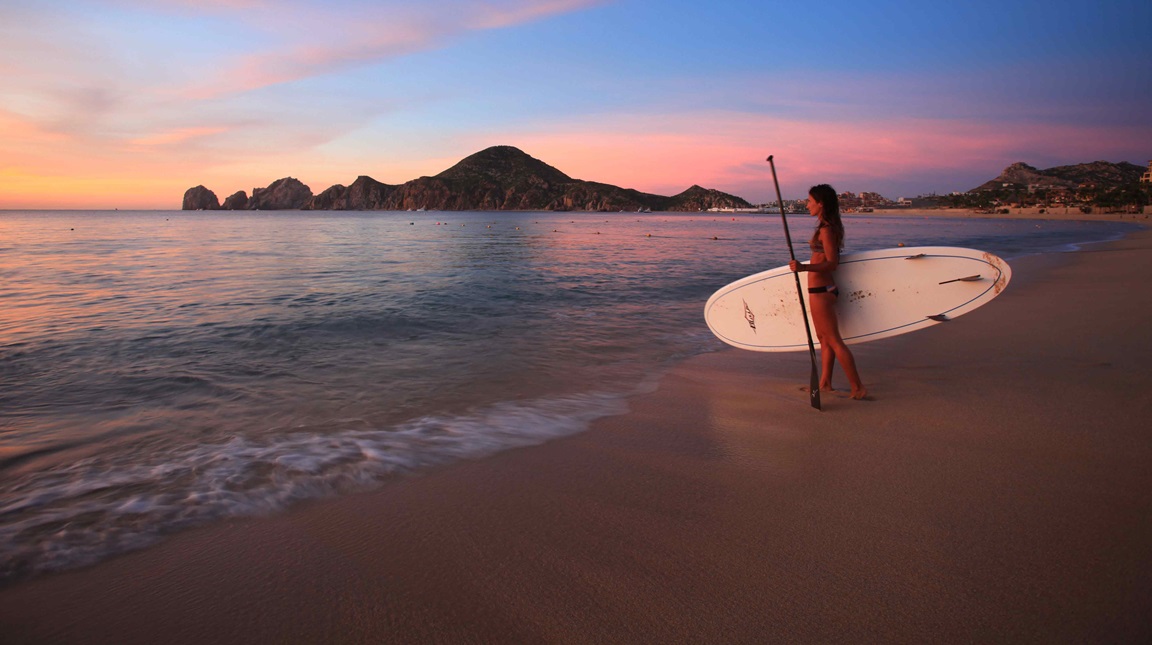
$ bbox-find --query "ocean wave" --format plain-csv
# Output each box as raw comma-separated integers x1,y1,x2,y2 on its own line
0,391,629,584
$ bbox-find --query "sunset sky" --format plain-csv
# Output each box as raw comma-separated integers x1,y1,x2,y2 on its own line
2,0,1149,209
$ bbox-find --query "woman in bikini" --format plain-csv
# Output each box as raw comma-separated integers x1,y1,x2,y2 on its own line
788,184,867,400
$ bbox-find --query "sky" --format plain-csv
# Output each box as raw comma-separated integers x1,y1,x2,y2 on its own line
1,0,1150,209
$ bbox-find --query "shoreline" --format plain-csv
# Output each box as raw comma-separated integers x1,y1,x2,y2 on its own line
4,207,1150,224
856,206,1150,223
2,227,1151,642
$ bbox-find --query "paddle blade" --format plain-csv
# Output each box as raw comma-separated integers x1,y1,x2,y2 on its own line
809,356,822,410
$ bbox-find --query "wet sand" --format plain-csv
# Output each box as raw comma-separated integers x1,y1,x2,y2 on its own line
2,229,1150,643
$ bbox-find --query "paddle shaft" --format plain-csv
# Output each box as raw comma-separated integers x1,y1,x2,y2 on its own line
767,156,821,410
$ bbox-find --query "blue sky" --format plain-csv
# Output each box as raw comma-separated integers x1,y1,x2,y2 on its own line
1,0,1149,208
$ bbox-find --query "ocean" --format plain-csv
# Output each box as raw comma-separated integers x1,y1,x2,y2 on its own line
0,209,1139,582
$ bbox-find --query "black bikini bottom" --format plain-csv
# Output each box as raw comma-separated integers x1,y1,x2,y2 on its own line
808,285,839,297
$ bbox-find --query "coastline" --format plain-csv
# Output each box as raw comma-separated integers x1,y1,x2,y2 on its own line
4,206,1149,223
2,226,1150,643
858,206,1150,223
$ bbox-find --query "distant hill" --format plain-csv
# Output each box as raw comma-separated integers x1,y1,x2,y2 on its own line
183,146,752,212
971,161,1145,192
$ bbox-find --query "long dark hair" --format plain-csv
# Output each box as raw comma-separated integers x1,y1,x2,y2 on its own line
809,184,844,250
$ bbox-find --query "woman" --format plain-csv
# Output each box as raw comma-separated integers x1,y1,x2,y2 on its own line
788,184,867,400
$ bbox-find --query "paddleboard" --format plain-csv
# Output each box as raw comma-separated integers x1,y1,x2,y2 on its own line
704,246,1011,352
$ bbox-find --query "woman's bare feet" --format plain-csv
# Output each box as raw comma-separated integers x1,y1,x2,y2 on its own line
803,385,871,400
849,387,870,400
800,385,838,393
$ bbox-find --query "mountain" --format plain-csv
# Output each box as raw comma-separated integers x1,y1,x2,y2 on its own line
184,146,752,212
971,161,1145,192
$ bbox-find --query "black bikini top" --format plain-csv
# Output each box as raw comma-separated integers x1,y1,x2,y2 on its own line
809,224,826,252
809,222,842,253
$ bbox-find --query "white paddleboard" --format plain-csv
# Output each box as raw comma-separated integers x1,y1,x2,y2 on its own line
705,246,1012,352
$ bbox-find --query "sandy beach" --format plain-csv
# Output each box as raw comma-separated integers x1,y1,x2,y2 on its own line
2,227,1150,643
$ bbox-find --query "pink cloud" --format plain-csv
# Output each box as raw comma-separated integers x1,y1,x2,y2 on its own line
129,126,230,147
479,111,1152,201
183,0,607,99
116,0,274,8
469,0,609,29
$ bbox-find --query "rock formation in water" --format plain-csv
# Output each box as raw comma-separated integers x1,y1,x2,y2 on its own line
222,190,249,210
183,146,752,212
311,176,397,210
182,185,220,210
247,177,312,210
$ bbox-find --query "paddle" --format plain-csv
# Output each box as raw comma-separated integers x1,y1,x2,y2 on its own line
767,156,821,411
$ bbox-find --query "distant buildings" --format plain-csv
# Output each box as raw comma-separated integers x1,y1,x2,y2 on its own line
760,164,1148,212
838,191,895,212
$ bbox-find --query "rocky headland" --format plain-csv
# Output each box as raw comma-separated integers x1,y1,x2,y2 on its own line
971,160,1146,192
183,146,752,212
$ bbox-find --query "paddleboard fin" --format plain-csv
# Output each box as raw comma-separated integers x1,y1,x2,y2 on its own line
927,314,949,322
939,275,983,284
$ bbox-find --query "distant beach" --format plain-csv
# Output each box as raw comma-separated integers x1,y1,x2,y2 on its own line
865,206,1151,222
1,212,1149,642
